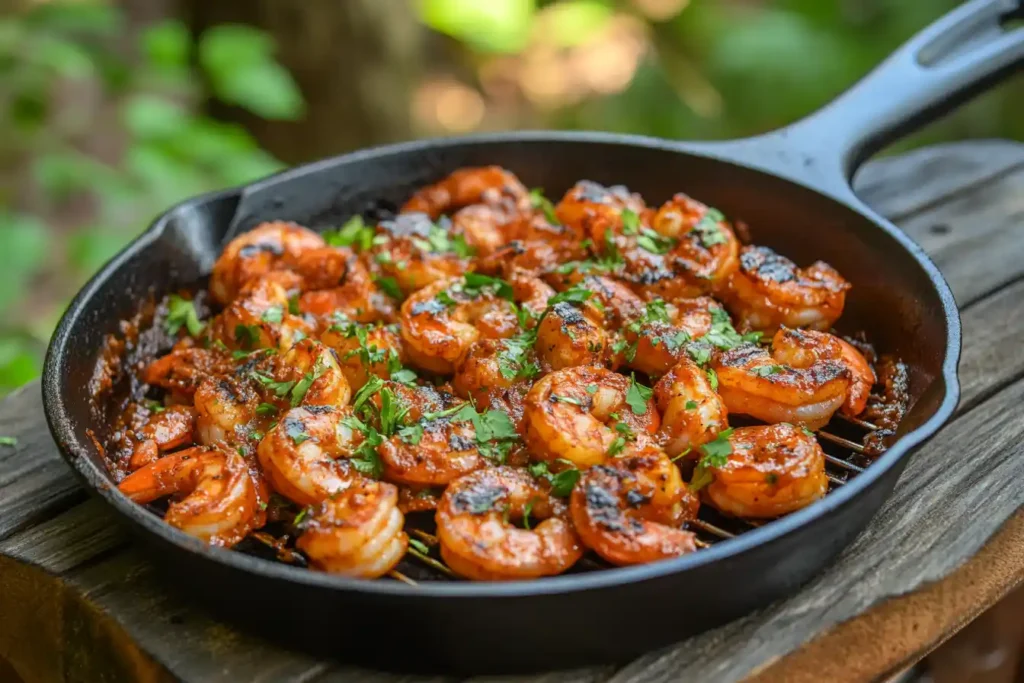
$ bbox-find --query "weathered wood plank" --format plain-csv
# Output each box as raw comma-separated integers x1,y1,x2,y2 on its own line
1,141,1022,683
0,384,85,541
852,140,1024,221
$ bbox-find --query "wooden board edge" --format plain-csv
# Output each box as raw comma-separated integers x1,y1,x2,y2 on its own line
747,509,1024,683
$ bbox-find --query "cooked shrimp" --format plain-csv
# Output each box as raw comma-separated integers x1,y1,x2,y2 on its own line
654,358,728,458
712,328,852,430
290,246,391,322
453,338,535,408
369,213,472,296
118,445,262,547
400,275,519,374
436,466,583,580
193,375,259,446
256,405,365,506
703,423,827,518
397,485,442,514
570,452,698,566
554,180,646,242
321,321,407,392
524,366,659,468
275,338,350,407
722,245,849,333
838,338,875,415
623,194,740,300
402,166,530,218
534,300,611,371
210,221,325,304
451,204,512,257
378,408,485,487
296,479,407,578
768,327,875,416
128,405,196,471
143,347,233,398
212,271,313,352
627,297,717,377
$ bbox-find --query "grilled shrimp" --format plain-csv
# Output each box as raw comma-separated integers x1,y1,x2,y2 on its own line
436,466,583,580
554,180,646,242
623,194,740,300
290,246,391,322
654,358,728,458
256,406,365,506
118,445,262,547
275,338,350,407
524,366,659,468
400,276,520,374
210,221,325,304
722,245,849,333
535,300,611,371
627,297,717,377
398,485,442,514
570,452,699,566
369,213,472,296
378,399,485,486
771,327,876,416
213,271,313,352
128,405,196,471
704,423,827,518
453,338,536,410
143,347,233,399
296,479,408,578
712,328,852,429
321,321,407,392
402,166,531,218
193,375,260,446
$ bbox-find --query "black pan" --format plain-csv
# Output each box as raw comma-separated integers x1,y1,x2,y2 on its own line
43,0,1023,674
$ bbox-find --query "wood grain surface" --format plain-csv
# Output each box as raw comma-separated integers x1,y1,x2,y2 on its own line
1,140,1022,683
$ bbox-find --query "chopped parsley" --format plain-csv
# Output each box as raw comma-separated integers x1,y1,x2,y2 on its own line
288,293,301,315
690,427,734,491
324,215,374,251
685,400,698,410
497,330,540,381
165,295,205,337
607,436,627,457
462,272,513,300
289,356,331,407
552,394,584,406
387,351,418,386
453,405,519,464
706,367,719,391
284,418,311,445
703,307,761,350
586,383,598,394
234,324,261,350
251,371,296,398
692,208,728,248
636,228,676,255
375,275,403,300
625,374,653,415
261,305,283,324
523,498,535,530
142,399,165,413
549,284,593,307
530,188,560,225
751,364,784,378
412,222,474,258
409,538,431,555
600,228,624,267
256,402,277,416
621,208,640,235
529,460,580,497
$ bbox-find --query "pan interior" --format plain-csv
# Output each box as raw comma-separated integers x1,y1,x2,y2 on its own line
50,134,953,583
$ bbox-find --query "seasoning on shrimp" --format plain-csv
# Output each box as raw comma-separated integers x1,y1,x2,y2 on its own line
108,164,897,581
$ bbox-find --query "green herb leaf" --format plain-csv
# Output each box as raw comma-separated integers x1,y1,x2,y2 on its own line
636,228,676,255
256,402,277,416
523,498,534,530
607,436,627,457
621,208,640,235
529,188,559,225
375,275,403,300
284,417,311,445
585,383,598,394
261,305,283,324
462,272,513,300
692,208,728,248
528,460,580,497
549,284,593,307
288,293,301,315
409,538,430,555
706,367,719,391
352,375,384,413
684,400,698,410
323,215,374,251
750,364,783,378
625,374,653,415
234,323,261,350
397,422,424,445
166,294,205,337
552,394,584,406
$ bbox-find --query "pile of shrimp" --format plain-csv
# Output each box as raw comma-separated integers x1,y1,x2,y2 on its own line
110,166,884,581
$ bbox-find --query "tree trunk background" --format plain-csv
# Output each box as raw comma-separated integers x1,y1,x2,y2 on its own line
181,0,424,165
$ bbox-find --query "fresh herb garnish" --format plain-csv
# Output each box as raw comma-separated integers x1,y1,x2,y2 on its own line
462,272,514,300
684,400,698,410
529,188,560,225
409,538,431,555
166,295,205,337
142,399,165,413
690,427,734,491
375,275,403,300
585,383,598,394
750,364,783,378
523,498,535,530
607,436,627,457
261,305,284,324
528,460,580,497
706,367,719,391
549,284,593,307
288,294,301,315
497,330,540,381
285,418,311,445
636,228,676,255
289,356,331,407
552,394,584,406
625,374,653,415
692,208,727,248
324,214,374,251
251,371,297,398
234,324,261,350
256,402,277,416
621,208,640,235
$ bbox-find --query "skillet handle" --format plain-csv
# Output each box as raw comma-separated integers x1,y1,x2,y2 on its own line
692,0,1024,198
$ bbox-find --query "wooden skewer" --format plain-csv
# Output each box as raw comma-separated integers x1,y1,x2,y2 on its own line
688,518,735,539
827,473,846,486
389,570,418,586
835,412,879,431
824,453,865,473
817,430,868,454
409,528,438,545
408,547,458,578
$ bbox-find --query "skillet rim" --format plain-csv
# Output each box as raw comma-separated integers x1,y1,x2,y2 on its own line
42,130,962,598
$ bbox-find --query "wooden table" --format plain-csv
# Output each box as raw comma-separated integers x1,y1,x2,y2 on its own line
2,141,1023,683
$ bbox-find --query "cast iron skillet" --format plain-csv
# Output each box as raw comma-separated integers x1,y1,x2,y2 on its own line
43,0,1023,674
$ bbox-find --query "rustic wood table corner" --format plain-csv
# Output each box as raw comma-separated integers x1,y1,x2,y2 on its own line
2,140,1023,683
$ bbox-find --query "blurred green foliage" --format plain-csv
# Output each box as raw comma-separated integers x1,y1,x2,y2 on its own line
0,0,1019,394
0,3,301,393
